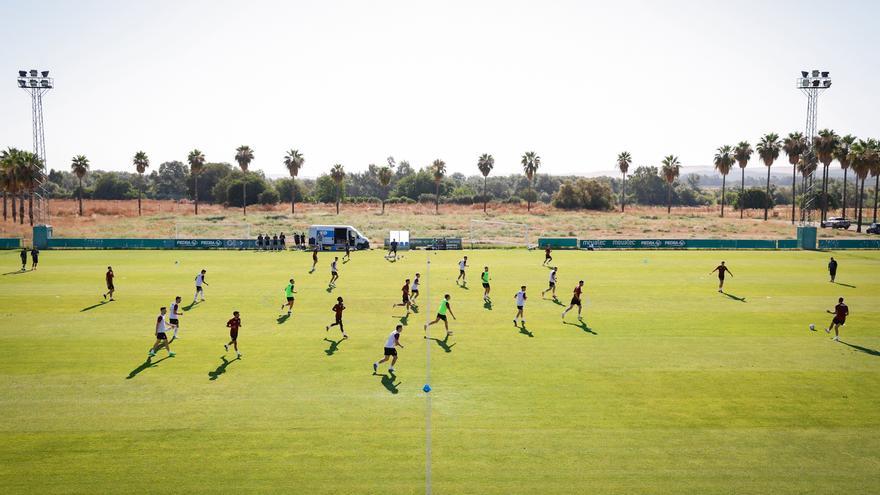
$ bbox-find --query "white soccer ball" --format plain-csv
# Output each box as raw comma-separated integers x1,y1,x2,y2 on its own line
809,324,815,331
175,261,179,265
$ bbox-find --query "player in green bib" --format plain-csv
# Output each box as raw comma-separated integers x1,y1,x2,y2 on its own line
481,267,491,302
280,278,296,315
425,294,456,337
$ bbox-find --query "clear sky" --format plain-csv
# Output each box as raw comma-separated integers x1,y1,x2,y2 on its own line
1,0,878,178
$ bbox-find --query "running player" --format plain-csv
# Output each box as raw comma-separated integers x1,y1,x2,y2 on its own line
148,307,175,358
343,242,351,261
224,310,242,358
481,267,491,301
542,267,558,299
425,294,456,337
710,261,732,292
19,248,27,271
329,257,340,287
562,280,585,321
389,239,398,260
169,296,184,339
456,256,469,284
410,273,421,303
392,279,412,314
103,266,115,300
825,297,848,342
374,324,404,374
311,245,319,273
543,246,552,266
193,269,208,303
325,296,348,339
30,247,39,270
281,278,296,315
828,257,838,283
513,286,527,327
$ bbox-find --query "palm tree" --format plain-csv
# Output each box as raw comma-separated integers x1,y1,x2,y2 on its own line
733,141,752,218
849,140,873,232
782,132,806,223
714,146,735,218
330,163,345,214
755,133,781,221
187,149,206,215
378,166,393,214
477,153,494,213
19,151,44,226
617,151,632,212
814,129,840,222
283,149,304,214
70,155,90,216
868,139,880,224
520,151,541,212
660,155,681,214
132,151,149,216
431,159,446,214
234,146,254,216
834,134,856,219
0,148,22,222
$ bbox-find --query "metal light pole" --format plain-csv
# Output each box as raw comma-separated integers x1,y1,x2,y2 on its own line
16,69,53,223
796,70,831,225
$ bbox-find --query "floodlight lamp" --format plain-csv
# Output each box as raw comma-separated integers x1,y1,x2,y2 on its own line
40,80,49,87
823,80,831,88
18,70,26,77
811,70,819,77
18,79,26,88
821,71,829,78
41,70,49,77
29,79,38,87
801,78,809,87
29,69,37,77
801,71,808,78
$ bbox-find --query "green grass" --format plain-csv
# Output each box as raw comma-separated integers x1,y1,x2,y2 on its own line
0,248,878,494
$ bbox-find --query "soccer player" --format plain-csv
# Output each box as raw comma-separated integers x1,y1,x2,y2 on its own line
310,245,319,273
30,247,39,270
19,248,27,271
710,261,732,292
456,256,469,284
562,280,585,321
481,267,491,301
193,269,208,303
343,241,351,261
329,257,340,286
542,267,558,299
325,296,348,339
272,234,279,251
168,296,184,339
279,232,286,250
425,294,456,337
103,266,115,300
374,324,404,373
543,246,552,266
281,278,296,315
513,286,527,327
257,233,263,250
410,273,421,303
392,279,412,314
389,239,398,260
825,297,848,342
828,257,838,283
148,307,175,358
224,310,242,358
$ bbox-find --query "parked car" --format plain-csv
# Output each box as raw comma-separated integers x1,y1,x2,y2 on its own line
820,217,851,229
866,223,880,235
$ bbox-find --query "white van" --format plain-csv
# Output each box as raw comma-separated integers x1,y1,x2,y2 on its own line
308,225,371,250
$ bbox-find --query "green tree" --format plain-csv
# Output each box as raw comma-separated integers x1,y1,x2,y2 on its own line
70,155,89,216
0,148,16,221
188,162,232,203
733,141,753,218
616,151,632,212
814,129,840,222
93,173,135,200
713,146,735,217
833,134,856,218
187,149,206,215
330,163,345,214
756,133,781,221
783,132,806,223
234,145,254,216
431,159,446,213
283,149,305,214
849,140,874,232
477,153,494,213
133,151,149,216
17,151,44,225
660,155,681,214
378,165,393,214
520,151,540,212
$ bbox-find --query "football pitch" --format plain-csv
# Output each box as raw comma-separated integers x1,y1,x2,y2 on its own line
0,248,878,494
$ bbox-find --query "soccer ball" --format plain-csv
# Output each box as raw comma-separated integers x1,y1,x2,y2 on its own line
174,261,179,265
809,324,815,331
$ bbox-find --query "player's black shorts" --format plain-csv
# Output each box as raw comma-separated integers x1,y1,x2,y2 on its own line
412,289,419,295
196,286,203,291
107,283,114,290
548,282,556,288
286,296,294,302
482,283,490,289
517,305,523,311
570,297,581,307
335,316,343,324
230,329,239,340
156,332,168,341
437,314,447,321
169,318,179,325
459,270,465,276
833,317,845,325
402,295,410,304
384,347,397,356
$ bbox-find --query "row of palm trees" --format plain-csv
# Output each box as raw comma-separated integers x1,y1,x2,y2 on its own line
0,148,45,225
616,131,880,231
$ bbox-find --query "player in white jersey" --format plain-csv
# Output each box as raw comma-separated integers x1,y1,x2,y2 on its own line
373,324,404,373
193,269,208,303
513,286,527,327
328,257,339,287
542,267,558,300
148,307,175,357
168,296,184,339
410,274,421,304
456,256,469,285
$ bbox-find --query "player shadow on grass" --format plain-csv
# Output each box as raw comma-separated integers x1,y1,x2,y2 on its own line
277,314,290,324
564,320,596,335
547,297,563,306
182,301,200,312
833,282,857,289
426,335,456,353
519,324,534,338
208,356,240,381
398,314,409,326
81,300,112,312
457,282,469,290
483,300,493,310
840,341,880,357
126,356,170,379
721,291,746,302
324,337,344,356
326,286,335,293
2,269,31,276
374,372,400,394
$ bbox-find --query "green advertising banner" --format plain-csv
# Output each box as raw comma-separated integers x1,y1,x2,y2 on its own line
46,238,257,249
578,239,783,250
819,239,880,249
0,238,21,249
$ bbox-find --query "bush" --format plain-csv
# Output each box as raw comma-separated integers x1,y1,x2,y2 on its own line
387,196,416,204
505,196,524,205
735,188,774,209
551,178,614,210
418,193,437,204
258,188,280,205
274,178,307,203
313,174,345,203
93,174,135,200
214,172,271,207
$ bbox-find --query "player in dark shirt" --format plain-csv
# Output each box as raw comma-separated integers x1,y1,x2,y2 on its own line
543,247,552,266
710,261,732,292
828,257,838,283
562,280,585,321
310,245,319,273
103,266,115,300
392,279,412,314
325,296,348,339
19,248,27,271
825,297,848,341
30,248,39,270
257,234,263,250
343,241,351,261
224,311,242,358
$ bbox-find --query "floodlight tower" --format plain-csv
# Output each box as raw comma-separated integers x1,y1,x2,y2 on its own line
15,69,53,223
796,70,831,224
